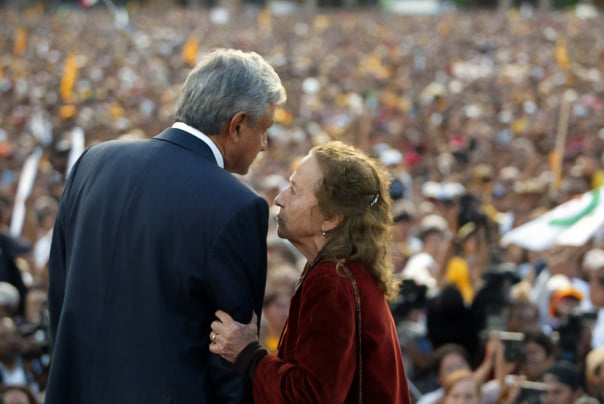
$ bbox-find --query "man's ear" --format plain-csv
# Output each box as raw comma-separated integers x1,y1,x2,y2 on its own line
227,112,247,143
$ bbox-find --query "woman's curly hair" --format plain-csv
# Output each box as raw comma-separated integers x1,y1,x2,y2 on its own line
311,141,400,300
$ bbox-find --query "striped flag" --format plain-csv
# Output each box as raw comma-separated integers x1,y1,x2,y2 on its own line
502,186,604,251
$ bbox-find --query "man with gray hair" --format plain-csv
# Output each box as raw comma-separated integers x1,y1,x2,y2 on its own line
46,49,286,403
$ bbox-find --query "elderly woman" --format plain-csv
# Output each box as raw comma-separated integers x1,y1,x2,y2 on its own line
210,141,411,403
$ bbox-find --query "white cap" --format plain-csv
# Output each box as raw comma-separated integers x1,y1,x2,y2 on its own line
583,249,604,271
380,149,403,166
546,274,572,295
422,181,465,201
417,214,449,239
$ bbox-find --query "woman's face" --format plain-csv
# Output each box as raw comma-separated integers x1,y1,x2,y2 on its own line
274,154,326,248
444,379,480,404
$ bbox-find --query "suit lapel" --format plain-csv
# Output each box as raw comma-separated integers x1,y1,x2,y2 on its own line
153,128,218,164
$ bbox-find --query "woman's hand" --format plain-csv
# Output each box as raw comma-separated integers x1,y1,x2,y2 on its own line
209,310,259,363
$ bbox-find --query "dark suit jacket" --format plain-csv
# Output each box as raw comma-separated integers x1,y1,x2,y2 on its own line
46,128,268,404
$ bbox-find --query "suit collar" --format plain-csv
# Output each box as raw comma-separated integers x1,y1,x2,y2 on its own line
153,128,220,166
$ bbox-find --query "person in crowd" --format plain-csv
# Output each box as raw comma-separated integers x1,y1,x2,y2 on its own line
209,141,411,402
506,299,540,334
585,348,604,402
403,214,449,290
418,344,473,404
22,285,46,326
391,199,421,273
444,221,486,304
391,279,432,382
521,331,556,382
584,249,604,348
1,385,39,404
46,49,286,403
0,199,29,316
427,286,479,362
259,287,290,353
419,337,507,404
531,247,589,332
0,317,37,394
0,282,20,318
541,362,592,404
437,369,481,404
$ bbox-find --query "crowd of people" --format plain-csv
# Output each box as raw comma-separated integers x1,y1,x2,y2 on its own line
1,1,604,402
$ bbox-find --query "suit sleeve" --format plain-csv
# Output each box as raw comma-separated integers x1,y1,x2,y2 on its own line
205,196,269,404
252,267,357,404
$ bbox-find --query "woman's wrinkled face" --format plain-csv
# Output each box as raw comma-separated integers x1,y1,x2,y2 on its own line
274,154,326,247
444,379,480,404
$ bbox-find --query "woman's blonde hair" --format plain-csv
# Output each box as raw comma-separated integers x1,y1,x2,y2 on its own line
440,369,480,403
311,141,399,300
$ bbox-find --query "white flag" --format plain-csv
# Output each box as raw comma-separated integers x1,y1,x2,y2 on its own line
501,186,604,251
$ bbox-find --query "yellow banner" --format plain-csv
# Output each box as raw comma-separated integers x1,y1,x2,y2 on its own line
13,28,27,56
182,36,200,67
258,8,271,31
556,38,570,71
60,54,79,103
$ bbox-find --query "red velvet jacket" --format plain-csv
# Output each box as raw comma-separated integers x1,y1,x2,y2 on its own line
253,260,411,403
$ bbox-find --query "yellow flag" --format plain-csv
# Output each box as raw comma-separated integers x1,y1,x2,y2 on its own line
59,105,78,120
13,28,27,56
593,170,604,189
314,15,329,31
436,18,451,37
258,8,271,31
556,38,570,71
511,118,527,134
60,54,79,102
274,107,293,126
109,103,125,120
182,36,199,67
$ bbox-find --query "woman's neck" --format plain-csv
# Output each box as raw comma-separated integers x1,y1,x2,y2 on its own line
294,235,328,266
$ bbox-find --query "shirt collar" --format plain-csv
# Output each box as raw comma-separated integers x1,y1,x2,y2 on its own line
171,122,224,168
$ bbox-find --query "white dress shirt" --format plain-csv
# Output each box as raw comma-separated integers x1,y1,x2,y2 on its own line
171,122,224,168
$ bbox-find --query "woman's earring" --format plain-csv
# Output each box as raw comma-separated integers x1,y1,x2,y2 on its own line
322,231,326,237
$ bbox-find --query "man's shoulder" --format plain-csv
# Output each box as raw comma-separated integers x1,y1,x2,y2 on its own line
78,138,157,166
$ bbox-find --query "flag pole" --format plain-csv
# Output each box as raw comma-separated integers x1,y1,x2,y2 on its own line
548,89,577,201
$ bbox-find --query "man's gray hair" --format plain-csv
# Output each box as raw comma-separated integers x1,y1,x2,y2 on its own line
175,48,286,135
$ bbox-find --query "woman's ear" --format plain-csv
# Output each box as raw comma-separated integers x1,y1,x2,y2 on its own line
321,214,343,234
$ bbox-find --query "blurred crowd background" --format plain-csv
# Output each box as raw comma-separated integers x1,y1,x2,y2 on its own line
1,0,604,403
